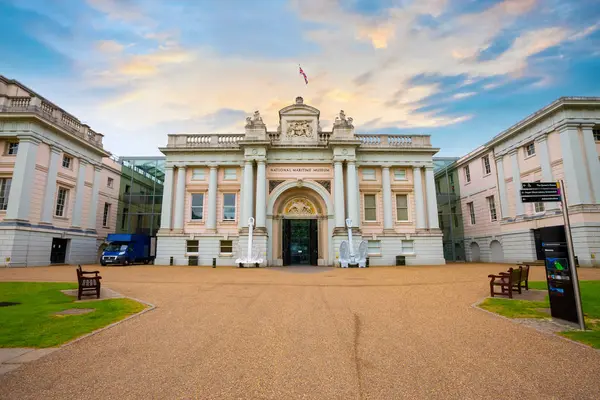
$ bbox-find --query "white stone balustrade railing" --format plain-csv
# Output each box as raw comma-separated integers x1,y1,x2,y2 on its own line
169,134,245,148
0,95,104,149
355,134,431,148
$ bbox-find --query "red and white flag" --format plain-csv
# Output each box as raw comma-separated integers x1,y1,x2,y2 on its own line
299,65,308,85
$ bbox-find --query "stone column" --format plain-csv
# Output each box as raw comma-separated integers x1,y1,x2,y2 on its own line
206,165,218,231
238,165,245,229
40,145,62,224
333,161,346,228
256,160,267,228
381,166,393,230
242,160,254,225
535,133,558,209
159,166,174,230
559,125,591,205
425,167,439,229
87,165,102,230
495,155,509,218
413,166,426,229
346,160,359,226
509,149,524,216
582,124,600,203
173,166,186,230
5,136,40,221
71,159,88,228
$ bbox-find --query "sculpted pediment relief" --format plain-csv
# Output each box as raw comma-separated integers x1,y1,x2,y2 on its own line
286,120,313,138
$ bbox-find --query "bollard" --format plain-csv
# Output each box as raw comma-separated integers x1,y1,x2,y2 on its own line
212,258,216,268
169,256,174,266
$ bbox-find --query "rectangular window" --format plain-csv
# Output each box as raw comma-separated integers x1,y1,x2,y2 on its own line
482,155,491,175
55,187,69,217
487,196,497,222
467,202,475,225
62,155,72,169
525,142,535,156
192,168,205,180
367,240,381,256
594,129,600,141
125,185,131,194
223,193,236,220
464,165,471,183
396,194,408,221
102,203,111,227
191,193,204,220
220,240,233,254
363,194,376,221
188,256,199,266
224,168,237,180
449,174,454,184
107,177,114,188
7,142,18,155
121,207,129,229
0,178,12,210
439,212,444,230
534,202,545,213
401,240,414,254
186,240,199,253
394,169,407,180
451,206,458,227
362,168,376,180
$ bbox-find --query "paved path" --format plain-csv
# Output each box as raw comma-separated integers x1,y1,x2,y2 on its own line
1,264,600,399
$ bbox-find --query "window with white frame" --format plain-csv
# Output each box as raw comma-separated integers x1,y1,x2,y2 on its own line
362,168,376,180
367,240,381,256
191,193,204,220
525,142,535,157
363,194,377,221
593,128,600,141
6,142,18,155
486,196,497,222
192,168,205,180
464,165,471,183
401,240,414,254
223,193,236,220
396,194,409,221
62,155,72,169
467,202,475,225
482,155,491,175
107,177,114,188
533,180,545,213
224,168,237,180
0,178,11,210
102,203,111,227
220,240,233,254
394,168,406,180
186,240,199,253
55,187,69,217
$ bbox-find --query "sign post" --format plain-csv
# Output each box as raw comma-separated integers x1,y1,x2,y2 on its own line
520,181,585,330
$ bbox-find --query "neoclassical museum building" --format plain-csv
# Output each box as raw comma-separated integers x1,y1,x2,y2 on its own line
156,97,444,266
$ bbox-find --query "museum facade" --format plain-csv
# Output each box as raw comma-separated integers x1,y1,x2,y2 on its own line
156,97,445,266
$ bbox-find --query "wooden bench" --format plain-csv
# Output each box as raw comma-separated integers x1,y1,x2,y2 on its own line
76,265,102,300
488,266,525,299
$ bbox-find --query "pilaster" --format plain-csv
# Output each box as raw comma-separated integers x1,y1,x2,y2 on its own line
255,160,267,228
381,166,393,230
333,161,345,228
559,124,591,205
581,124,600,203
413,166,426,229
346,160,359,228
40,145,62,224
242,160,254,224
509,149,524,216
206,165,218,231
494,155,509,219
425,167,439,229
86,165,102,231
535,133,559,210
5,135,40,222
71,159,88,228
159,166,174,232
173,166,186,231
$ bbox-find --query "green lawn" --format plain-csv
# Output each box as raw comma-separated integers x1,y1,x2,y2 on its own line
0,282,146,348
480,280,600,349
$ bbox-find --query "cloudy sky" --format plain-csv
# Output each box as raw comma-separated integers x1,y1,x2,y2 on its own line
1,0,599,157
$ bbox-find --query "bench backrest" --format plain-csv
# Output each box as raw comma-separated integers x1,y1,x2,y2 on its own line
520,265,530,282
509,267,521,283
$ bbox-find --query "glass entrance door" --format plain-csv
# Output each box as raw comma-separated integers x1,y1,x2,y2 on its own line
282,219,318,266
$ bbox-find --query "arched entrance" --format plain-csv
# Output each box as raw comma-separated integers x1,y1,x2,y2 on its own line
268,181,332,266
470,242,481,262
490,240,504,263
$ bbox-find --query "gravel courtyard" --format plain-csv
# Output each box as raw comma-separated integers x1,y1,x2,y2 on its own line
1,264,600,400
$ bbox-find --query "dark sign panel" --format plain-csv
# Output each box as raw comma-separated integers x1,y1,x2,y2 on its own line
543,242,581,324
520,182,561,203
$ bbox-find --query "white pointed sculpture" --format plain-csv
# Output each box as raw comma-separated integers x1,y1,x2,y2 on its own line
339,218,368,268
235,217,264,267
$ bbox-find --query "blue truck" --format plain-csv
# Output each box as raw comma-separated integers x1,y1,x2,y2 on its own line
100,234,156,266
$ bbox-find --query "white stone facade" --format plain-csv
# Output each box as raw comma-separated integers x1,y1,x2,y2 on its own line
157,97,445,267
0,75,115,266
452,97,600,266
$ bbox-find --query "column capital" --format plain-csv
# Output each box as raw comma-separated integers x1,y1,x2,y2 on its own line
494,154,505,163
177,165,187,170
244,159,253,166
579,123,596,130
508,148,518,157
15,134,41,145
256,159,266,165
208,164,218,170
78,159,89,166
49,145,62,155
412,165,423,170
93,165,102,173
347,160,356,165
557,123,578,133
381,166,390,171
165,165,174,171
534,132,549,143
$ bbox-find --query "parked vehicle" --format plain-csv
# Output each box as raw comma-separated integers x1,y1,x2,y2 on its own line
101,234,156,266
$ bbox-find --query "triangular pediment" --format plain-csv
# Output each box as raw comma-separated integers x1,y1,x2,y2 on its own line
279,97,320,117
